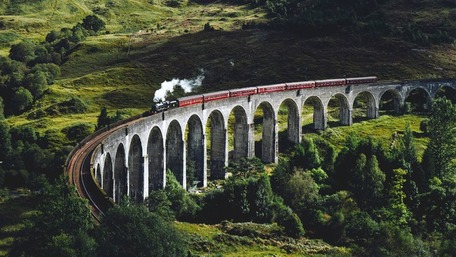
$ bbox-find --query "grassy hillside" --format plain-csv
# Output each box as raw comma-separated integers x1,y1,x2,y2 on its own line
1,1,455,133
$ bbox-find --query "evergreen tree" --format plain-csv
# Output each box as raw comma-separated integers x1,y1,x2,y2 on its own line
351,154,385,209
385,168,411,227
97,107,109,129
426,98,456,178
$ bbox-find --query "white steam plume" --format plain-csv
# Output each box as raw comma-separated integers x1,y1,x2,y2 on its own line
154,70,205,102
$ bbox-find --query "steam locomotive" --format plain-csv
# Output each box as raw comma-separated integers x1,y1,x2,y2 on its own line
147,76,377,115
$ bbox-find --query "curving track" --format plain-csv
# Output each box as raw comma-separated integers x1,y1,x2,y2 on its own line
65,114,143,222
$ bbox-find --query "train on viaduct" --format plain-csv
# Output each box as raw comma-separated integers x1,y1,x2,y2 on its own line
66,77,456,215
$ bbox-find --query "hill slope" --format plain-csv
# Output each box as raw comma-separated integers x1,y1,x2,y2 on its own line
2,0,456,133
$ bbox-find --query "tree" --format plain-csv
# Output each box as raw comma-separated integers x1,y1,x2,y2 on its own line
426,98,456,178
11,87,33,114
0,96,4,119
421,177,456,232
24,70,48,99
351,154,385,209
0,121,11,161
284,169,320,215
9,41,36,63
96,201,187,257
10,176,96,257
290,138,321,171
46,30,60,43
272,199,305,238
385,168,411,227
81,15,105,33
31,63,61,84
225,157,264,178
248,174,274,223
96,107,110,129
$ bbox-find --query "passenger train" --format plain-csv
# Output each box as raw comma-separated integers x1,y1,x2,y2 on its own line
147,76,377,115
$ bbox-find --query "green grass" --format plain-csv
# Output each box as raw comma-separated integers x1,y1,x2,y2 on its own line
302,113,429,159
2,0,454,136
176,221,351,257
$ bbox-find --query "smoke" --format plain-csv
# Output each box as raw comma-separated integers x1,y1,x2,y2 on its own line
153,70,205,102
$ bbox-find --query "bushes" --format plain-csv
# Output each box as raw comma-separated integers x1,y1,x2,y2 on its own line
272,199,305,238
97,202,187,257
146,170,200,221
0,15,104,117
61,123,94,143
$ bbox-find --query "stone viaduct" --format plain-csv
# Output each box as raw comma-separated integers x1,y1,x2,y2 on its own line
90,78,456,203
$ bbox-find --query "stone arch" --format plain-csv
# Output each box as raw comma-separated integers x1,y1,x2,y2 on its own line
95,163,101,186
186,115,204,188
166,120,184,186
379,89,402,114
114,144,127,203
405,87,432,112
207,110,226,179
353,91,378,121
278,98,300,152
148,126,164,192
255,101,276,163
229,106,248,163
128,135,143,202
302,96,325,130
327,93,351,126
436,85,456,103
103,153,113,198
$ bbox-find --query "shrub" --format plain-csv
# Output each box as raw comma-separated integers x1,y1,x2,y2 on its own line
97,202,187,257
61,123,94,143
11,87,33,114
81,15,105,33
272,199,304,238
9,41,36,62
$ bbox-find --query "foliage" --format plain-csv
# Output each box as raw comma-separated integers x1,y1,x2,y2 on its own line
96,107,123,129
0,96,3,119
439,226,456,257
9,40,36,63
225,157,264,178
11,87,33,114
351,154,385,209
290,138,321,171
0,121,11,161
96,201,187,257
420,176,456,233
383,168,411,227
0,15,99,117
199,172,276,224
147,170,200,221
9,176,96,257
81,15,106,33
358,222,431,257
61,123,94,143
272,198,305,238
425,98,456,178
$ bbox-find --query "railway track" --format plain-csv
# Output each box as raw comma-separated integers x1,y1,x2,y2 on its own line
65,114,143,222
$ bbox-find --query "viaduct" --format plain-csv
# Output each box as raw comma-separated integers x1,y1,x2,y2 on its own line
87,79,456,203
